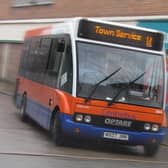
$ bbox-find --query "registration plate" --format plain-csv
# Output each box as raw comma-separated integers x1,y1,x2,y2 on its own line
103,132,129,141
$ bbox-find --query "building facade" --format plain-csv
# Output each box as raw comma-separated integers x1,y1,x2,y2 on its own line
0,0,168,83
1,0,168,20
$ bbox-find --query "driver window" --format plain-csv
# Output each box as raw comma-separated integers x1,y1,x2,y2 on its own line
44,38,65,88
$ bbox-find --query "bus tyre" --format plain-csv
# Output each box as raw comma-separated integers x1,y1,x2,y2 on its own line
19,94,28,122
144,143,159,157
51,112,64,146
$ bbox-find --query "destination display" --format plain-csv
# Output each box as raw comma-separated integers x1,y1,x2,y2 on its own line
78,20,164,51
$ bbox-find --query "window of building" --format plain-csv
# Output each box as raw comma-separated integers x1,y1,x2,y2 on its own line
13,0,53,7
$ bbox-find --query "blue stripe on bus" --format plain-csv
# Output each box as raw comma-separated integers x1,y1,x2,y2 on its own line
60,113,167,145
16,94,52,130
27,97,52,129
16,94,167,145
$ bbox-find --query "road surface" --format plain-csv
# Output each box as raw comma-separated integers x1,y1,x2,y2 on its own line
0,93,168,168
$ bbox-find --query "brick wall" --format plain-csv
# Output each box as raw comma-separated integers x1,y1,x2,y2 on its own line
0,0,167,20
0,0,167,83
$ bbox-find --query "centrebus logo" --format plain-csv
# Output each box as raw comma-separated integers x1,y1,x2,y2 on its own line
103,110,136,120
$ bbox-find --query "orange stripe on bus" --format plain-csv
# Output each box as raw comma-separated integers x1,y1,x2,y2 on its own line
18,76,165,126
25,25,53,38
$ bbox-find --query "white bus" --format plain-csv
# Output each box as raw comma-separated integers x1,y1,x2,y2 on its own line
15,18,167,156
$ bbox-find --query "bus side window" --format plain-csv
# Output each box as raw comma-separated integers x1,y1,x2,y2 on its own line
44,38,65,88
19,39,31,77
29,37,41,82
24,37,51,83
48,39,65,72
24,38,41,80
37,38,51,83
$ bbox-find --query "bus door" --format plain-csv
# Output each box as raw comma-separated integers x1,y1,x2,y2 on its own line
41,35,73,129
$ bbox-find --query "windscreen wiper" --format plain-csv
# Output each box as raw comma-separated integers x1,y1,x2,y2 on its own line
108,72,146,106
85,67,122,103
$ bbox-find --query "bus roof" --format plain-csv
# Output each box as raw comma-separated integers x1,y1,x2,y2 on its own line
25,17,165,38
24,18,165,52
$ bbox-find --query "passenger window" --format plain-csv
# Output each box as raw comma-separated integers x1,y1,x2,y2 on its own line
25,38,41,80
33,38,51,83
19,39,31,76
20,35,70,89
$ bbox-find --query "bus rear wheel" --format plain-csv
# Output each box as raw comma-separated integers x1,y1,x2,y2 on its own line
51,112,64,146
144,143,159,157
19,94,28,122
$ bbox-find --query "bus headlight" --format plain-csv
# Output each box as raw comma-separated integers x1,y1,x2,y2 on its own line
84,115,92,123
144,123,151,131
152,124,159,132
75,114,83,122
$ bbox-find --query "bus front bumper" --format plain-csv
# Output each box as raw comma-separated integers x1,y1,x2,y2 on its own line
60,113,167,145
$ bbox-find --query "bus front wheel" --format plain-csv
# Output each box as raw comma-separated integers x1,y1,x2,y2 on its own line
144,143,159,157
51,112,64,146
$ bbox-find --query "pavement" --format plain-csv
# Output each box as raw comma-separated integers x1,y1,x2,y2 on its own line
0,80,168,146
0,80,15,96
